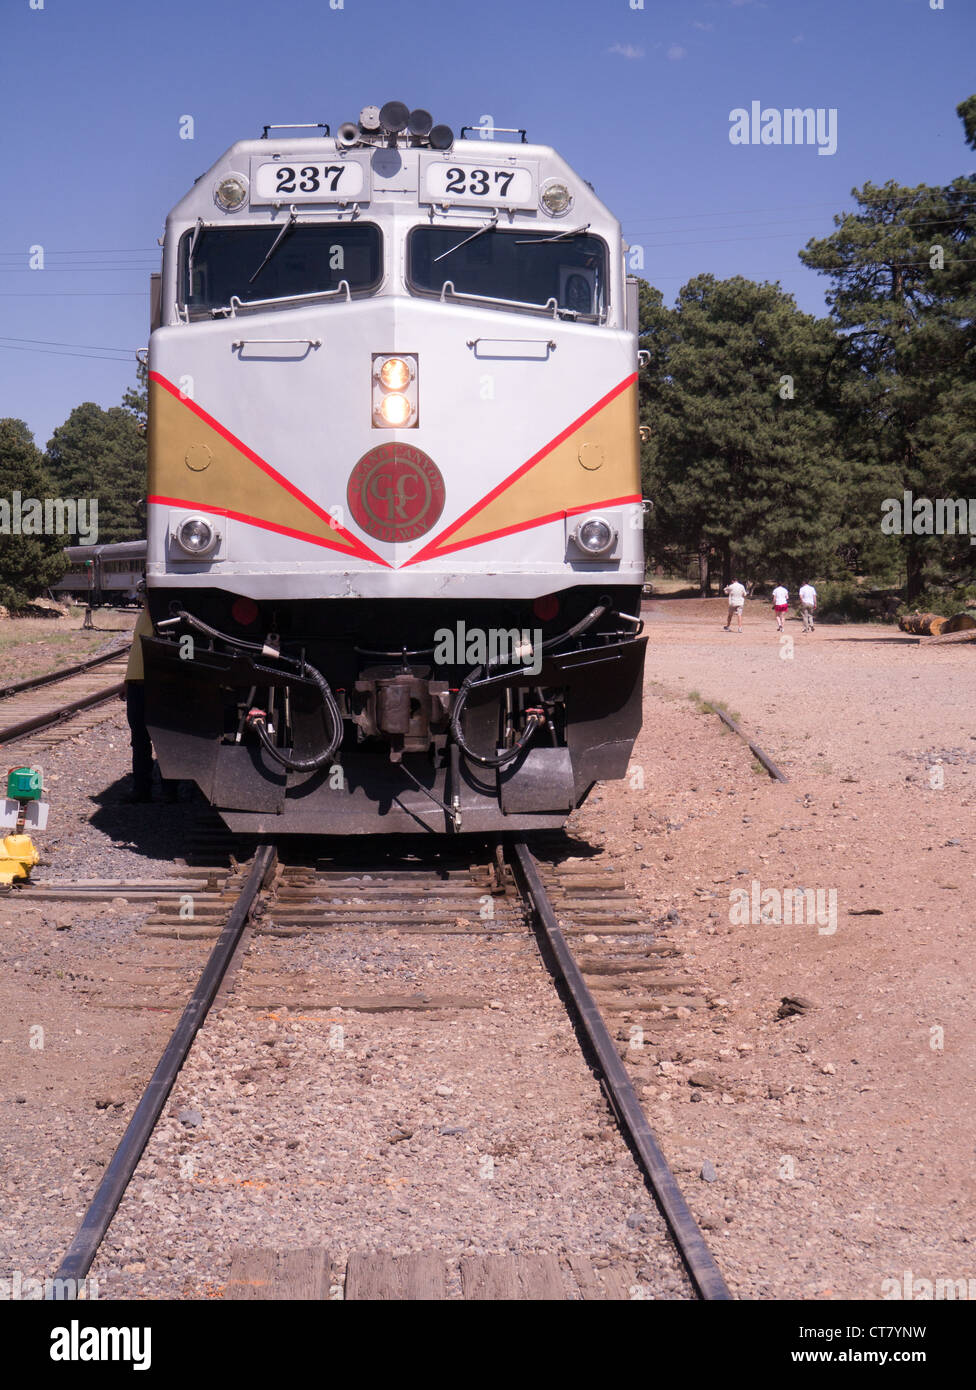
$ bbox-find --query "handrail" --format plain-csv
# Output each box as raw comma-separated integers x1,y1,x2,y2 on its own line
232,337,322,349
224,280,351,316
261,122,330,138
439,280,560,317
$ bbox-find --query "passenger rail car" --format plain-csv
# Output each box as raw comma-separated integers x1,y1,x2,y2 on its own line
52,541,147,607
142,103,647,834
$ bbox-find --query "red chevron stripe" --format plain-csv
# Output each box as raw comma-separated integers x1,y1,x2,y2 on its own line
149,372,390,568
402,373,637,567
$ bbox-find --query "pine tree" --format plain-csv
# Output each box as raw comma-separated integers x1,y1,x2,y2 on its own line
799,98,976,598
0,419,68,609
638,274,845,591
45,400,146,543
122,357,148,431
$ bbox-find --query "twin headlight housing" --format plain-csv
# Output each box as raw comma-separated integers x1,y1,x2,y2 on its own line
372,353,419,428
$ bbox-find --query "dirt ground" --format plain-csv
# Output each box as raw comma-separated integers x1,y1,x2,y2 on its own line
1,597,973,1301
0,608,136,684
567,595,976,1299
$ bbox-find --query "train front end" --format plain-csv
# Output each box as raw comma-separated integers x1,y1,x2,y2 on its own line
143,105,647,834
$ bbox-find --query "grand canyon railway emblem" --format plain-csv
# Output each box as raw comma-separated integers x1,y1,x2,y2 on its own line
347,443,445,544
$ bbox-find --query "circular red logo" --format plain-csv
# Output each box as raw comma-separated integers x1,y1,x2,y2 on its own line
347,443,445,544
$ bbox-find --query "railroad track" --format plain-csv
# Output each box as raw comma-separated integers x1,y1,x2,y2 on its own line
48,834,730,1302
0,644,130,757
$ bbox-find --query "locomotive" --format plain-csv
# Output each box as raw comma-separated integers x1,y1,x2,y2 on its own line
142,103,647,834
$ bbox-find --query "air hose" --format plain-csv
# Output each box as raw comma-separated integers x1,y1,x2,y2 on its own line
449,603,609,768
163,609,343,771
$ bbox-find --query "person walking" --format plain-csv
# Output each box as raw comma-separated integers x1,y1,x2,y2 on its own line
799,581,817,632
772,583,790,632
723,579,746,632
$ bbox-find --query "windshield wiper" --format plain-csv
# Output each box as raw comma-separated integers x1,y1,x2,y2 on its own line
515,223,591,245
248,213,297,285
188,218,206,286
433,216,499,264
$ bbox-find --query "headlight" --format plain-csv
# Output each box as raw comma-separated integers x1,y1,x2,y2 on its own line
378,357,411,390
214,174,248,211
175,516,219,556
541,179,573,216
372,351,419,428
574,517,615,555
377,393,412,426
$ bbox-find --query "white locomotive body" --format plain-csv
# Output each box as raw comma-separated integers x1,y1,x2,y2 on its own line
142,105,646,834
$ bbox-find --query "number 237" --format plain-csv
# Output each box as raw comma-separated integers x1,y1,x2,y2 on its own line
445,168,514,196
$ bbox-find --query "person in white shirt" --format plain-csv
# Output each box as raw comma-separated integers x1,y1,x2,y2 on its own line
771,584,789,632
723,579,746,632
799,582,817,632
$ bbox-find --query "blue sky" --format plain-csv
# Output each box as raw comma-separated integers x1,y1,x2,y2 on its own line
1,0,973,448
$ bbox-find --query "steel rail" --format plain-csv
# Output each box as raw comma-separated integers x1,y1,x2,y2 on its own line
52,843,277,1294
510,838,733,1301
0,682,125,746
0,642,129,700
703,703,789,783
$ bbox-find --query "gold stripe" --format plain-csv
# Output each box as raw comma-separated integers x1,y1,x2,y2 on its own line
148,381,353,548
445,380,639,547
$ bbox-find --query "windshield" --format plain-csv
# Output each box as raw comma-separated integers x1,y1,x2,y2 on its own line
178,223,382,313
408,226,607,319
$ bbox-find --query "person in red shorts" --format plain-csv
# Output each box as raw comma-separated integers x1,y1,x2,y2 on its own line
771,584,790,632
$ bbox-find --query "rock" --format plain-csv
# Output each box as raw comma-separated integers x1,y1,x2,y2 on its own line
700,1161,718,1183
688,1071,721,1089
178,1108,202,1127
767,1084,787,1099
820,1062,836,1075
434,1084,454,1097
778,996,815,1018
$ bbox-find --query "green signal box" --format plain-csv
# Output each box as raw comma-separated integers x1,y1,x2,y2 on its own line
6,767,42,801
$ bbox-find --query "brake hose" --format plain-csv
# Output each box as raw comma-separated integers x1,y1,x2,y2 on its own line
162,609,343,771
450,603,609,768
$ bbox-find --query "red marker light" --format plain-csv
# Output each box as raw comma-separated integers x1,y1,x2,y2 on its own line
533,595,559,621
232,597,259,627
